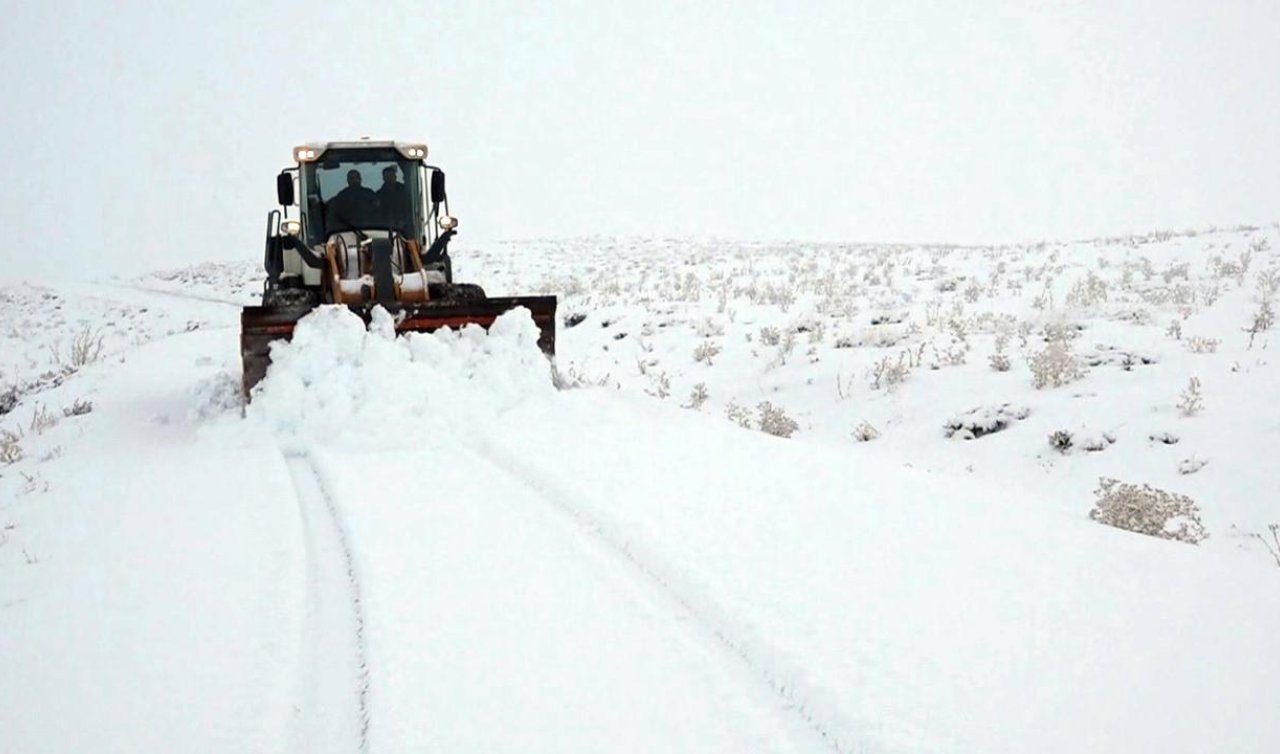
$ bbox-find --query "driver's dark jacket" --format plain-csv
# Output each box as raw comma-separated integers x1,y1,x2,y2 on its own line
327,185,378,228
377,182,411,229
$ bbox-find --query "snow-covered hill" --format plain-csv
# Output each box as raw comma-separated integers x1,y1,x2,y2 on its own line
1,225,1278,753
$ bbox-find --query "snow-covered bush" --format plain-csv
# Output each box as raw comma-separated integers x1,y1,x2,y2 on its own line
28,404,58,434
683,383,709,410
944,403,1030,440
757,401,799,438
1078,430,1117,452
1089,477,1208,545
1185,336,1219,354
1029,336,1085,389
645,370,671,399
61,398,92,417
1244,298,1274,348
1177,457,1208,475
1066,271,1109,308
724,401,752,429
54,327,105,370
989,333,1011,372
0,428,21,464
692,340,721,365
852,420,880,442
1177,377,1204,416
1048,429,1073,453
869,353,910,390
0,387,16,416
939,342,967,366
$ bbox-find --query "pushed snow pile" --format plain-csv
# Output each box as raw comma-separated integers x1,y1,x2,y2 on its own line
248,306,553,445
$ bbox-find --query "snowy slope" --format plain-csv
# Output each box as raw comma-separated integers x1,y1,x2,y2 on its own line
2,225,1279,753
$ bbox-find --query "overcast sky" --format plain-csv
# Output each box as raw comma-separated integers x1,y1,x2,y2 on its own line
2,0,1278,279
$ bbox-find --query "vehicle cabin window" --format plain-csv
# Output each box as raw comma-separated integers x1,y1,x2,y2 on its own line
302,149,420,241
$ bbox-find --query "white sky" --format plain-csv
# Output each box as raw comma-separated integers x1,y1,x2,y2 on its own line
2,0,1278,278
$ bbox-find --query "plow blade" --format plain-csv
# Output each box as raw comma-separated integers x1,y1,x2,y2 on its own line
240,296,557,397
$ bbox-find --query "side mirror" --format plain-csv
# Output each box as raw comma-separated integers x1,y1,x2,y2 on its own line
430,170,447,203
276,172,295,206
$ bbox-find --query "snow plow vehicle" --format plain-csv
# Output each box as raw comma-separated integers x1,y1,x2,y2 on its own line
240,140,557,396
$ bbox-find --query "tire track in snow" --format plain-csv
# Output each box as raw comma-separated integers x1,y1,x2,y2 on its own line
473,438,861,754
110,282,250,308
285,454,372,754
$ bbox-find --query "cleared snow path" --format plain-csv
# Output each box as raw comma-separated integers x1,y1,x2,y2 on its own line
284,455,371,754
308,442,816,753
472,437,852,753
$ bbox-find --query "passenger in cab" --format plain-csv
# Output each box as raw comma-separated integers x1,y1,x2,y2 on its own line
377,166,412,234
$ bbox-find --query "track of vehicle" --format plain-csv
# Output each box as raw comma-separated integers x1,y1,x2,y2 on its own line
285,455,371,754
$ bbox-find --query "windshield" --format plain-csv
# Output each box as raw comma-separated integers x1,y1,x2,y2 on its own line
301,148,422,241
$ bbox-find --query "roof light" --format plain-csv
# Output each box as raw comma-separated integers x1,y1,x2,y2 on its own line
293,145,324,162
396,143,428,160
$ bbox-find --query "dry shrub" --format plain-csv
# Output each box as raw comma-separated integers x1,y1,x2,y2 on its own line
72,328,106,366
683,383,710,410
1029,338,1085,388
1089,478,1208,544
1185,336,1219,354
757,401,799,438
0,428,21,465
1177,377,1204,417
869,352,910,390
1245,298,1274,349
0,388,16,416
852,421,880,442
62,398,93,417
692,340,721,365
1066,271,1109,308
1048,429,1073,453
28,404,58,434
1244,524,1280,568
724,401,752,429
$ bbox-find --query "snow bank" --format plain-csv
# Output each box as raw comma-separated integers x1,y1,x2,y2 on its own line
248,306,553,446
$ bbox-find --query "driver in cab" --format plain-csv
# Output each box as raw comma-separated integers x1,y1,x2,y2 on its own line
326,169,377,230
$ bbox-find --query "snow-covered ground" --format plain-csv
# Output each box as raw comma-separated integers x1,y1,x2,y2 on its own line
2,226,1278,753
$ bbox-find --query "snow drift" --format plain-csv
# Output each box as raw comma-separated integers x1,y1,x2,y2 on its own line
247,305,553,446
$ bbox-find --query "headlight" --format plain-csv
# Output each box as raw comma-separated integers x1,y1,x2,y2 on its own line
438,215,458,230
396,143,428,159
293,145,324,162
281,219,302,236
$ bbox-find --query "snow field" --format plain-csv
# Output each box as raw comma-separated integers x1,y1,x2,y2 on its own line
461,229,1280,541
0,327,303,753
1,223,1278,753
